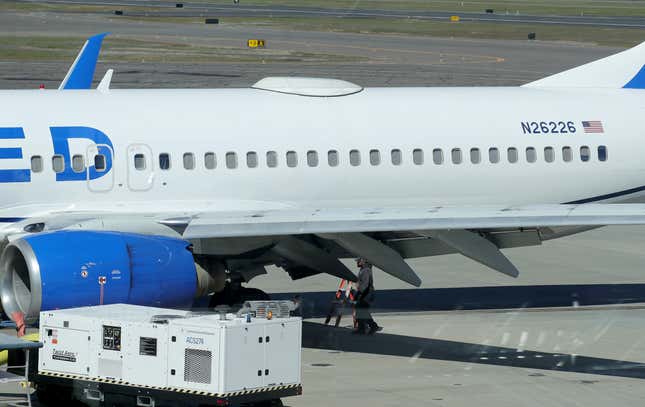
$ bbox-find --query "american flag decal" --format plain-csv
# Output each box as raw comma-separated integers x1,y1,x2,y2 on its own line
582,120,604,133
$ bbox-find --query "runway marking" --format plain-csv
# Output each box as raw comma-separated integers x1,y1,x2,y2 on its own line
409,350,423,363
517,331,528,352
34,0,645,28
536,331,547,347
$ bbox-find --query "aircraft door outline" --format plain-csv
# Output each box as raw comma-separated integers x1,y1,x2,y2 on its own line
86,143,114,192
126,144,154,191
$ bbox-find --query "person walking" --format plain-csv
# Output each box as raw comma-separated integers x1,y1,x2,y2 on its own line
353,258,380,335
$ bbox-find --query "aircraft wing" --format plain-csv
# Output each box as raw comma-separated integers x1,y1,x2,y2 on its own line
7,203,645,288
181,203,645,239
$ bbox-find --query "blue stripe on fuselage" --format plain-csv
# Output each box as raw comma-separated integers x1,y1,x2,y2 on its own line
0,128,25,139
565,185,645,204
0,169,30,183
0,148,23,159
0,217,27,223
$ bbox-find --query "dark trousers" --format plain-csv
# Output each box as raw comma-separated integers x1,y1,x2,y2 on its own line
355,299,378,332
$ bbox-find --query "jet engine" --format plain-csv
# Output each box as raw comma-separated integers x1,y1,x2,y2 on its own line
0,230,201,321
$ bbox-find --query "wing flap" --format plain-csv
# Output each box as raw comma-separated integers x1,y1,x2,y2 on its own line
182,204,645,239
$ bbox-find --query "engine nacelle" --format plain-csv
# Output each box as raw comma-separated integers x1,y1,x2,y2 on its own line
0,230,198,321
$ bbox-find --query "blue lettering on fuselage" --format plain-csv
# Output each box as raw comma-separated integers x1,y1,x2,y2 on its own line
50,126,114,181
0,127,31,183
0,126,113,183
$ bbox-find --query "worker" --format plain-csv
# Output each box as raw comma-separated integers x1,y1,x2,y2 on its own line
11,311,25,337
353,258,380,335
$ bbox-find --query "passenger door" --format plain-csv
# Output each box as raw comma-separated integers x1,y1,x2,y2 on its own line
126,144,154,191
86,143,114,192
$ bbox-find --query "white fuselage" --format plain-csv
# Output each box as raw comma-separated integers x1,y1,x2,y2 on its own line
0,86,642,222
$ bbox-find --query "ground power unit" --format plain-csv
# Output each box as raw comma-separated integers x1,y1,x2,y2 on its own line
34,303,302,406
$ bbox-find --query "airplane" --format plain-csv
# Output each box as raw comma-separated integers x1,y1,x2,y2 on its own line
0,33,645,322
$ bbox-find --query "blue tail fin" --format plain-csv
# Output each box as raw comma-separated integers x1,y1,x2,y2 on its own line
624,65,645,89
59,33,109,90
523,41,645,89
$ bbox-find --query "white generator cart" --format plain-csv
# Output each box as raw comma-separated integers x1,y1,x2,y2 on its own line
32,303,302,407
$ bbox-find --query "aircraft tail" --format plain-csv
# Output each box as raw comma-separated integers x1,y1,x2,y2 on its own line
523,41,645,89
58,33,109,90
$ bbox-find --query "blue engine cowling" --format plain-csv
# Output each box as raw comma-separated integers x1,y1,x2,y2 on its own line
0,230,197,321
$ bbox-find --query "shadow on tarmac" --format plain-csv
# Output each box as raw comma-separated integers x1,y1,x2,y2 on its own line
272,284,645,318
302,322,645,380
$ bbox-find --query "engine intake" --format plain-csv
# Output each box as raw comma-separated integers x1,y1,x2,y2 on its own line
0,230,198,321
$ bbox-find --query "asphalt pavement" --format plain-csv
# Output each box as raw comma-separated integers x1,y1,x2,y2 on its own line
30,0,645,28
0,10,621,89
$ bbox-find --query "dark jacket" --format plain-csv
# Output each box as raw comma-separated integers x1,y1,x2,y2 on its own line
357,265,375,303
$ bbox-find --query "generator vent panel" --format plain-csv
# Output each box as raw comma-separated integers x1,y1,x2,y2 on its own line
139,337,158,356
184,348,212,384
98,358,123,379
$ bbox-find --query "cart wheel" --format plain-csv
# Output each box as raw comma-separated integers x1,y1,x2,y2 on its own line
35,384,73,406
250,399,284,407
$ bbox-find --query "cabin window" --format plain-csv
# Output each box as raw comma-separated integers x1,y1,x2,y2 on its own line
544,147,555,163
93,154,106,171
204,152,216,169
580,146,590,162
159,153,170,170
489,148,499,163
370,149,380,166
507,147,518,163
31,156,43,173
247,151,258,168
328,150,339,167
266,151,278,168
226,152,237,169
526,147,537,163
183,153,195,170
451,148,462,164
470,148,480,164
412,149,424,165
349,149,361,166
134,153,146,170
391,149,402,166
286,151,298,168
72,154,85,172
52,155,64,173
598,145,608,162
562,146,573,162
307,150,318,167
433,149,443,165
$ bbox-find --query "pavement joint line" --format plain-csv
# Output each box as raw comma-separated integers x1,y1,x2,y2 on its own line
366,302,645,318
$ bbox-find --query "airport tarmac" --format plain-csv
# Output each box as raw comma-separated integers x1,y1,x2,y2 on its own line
0,9,622,89
2,305,645,406
31,0,645,28
296,306,645,407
